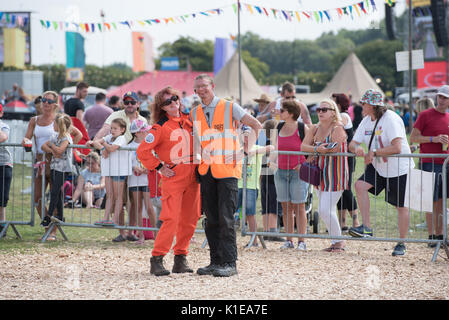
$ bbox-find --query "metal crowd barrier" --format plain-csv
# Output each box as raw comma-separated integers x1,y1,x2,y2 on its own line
239,150,449,262
35,144,205,243
0,143,34,239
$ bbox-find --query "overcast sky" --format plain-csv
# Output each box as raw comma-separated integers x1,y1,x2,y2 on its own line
3,0,407,67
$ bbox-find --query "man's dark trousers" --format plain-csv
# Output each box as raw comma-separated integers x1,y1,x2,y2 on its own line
200,168,238,265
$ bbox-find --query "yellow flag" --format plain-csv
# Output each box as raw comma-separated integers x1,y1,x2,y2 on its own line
4,28,26,69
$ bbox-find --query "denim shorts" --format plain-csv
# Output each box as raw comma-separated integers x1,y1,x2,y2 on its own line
421,162,449,201
274,169,309,204
129,185,150,192
111,175,127,182
237,188,258,216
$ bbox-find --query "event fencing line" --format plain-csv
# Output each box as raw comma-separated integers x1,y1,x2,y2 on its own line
0,143,34,239
1,142,448,262
240,150,449,262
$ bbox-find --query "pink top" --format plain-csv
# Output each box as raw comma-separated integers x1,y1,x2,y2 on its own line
278,128,306,170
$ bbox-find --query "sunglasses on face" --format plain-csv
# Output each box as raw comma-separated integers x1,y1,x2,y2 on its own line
124,100,137,105
42,97,56,104
161,95,179,107
284,96,296,100
316,107,335,113
280,108,288,113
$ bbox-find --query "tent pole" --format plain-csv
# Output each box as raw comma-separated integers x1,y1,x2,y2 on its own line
408,0,413,131
237,0,242,105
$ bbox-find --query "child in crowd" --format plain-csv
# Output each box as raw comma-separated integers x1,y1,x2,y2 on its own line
128,119,156,244
41,113,73,240
147,168,162,230
87,118,131,242
234,129,274,247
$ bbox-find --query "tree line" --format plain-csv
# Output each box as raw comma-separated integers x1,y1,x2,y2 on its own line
0,11,427,95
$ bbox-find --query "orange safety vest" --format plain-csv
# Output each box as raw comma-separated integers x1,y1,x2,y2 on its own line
191,99,242,179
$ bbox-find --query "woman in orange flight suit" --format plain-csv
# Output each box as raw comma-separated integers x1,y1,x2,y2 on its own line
136,86,200,276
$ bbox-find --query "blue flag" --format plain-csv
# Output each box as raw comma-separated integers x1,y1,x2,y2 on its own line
66,31,85,68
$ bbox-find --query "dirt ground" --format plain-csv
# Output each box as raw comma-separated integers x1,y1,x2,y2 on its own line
0,233,448,300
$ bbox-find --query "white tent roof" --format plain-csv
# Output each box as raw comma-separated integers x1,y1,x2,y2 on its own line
214,52,265,105
297,52,384,105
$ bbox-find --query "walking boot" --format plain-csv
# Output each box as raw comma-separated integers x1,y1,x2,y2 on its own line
172,254,194,273
150,255,170,276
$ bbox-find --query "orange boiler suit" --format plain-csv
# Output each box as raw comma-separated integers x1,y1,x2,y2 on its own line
136,114,200,257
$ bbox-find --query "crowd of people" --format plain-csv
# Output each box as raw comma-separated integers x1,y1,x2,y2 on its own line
1,75,448,276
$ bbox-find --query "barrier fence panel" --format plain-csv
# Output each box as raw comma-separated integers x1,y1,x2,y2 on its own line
38,144,205,243
0,143,34,239
240,150,449,262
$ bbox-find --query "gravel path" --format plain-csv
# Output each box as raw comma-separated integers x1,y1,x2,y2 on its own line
1,234,448,300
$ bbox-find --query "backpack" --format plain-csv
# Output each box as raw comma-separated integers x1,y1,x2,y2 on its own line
276,121,305,141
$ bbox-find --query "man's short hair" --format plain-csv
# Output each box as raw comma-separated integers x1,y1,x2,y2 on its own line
281,82,295,94
76,82,89,91
109,95,120,105
194,74,214,86
95,92,106,102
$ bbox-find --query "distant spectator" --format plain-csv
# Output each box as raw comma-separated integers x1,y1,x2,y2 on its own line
83,92,113,139
108,95,122,111
0,103,12,236
181,91,191,109
415,97,435,115
34,96,43,115
352,103,363,131
64,81,88,122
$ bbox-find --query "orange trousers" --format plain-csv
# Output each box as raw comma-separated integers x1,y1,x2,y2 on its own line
152,163,201,257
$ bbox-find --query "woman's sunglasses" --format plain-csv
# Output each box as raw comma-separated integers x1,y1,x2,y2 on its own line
316,107,335,113
161,95,179,107
42,97,56,104
124,100,137,105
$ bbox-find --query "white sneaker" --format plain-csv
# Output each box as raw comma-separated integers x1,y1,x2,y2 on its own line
280,240,294,249
296,241,307,251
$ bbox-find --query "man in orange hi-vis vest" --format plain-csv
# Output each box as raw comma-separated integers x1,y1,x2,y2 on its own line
191,74,262,277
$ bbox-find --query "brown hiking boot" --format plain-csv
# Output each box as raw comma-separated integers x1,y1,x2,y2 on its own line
150,255,170,276
172,254,193,273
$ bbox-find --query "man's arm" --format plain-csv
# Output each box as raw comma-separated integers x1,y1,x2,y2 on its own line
94,123,111,140
240,114,262,153
299,101,312,125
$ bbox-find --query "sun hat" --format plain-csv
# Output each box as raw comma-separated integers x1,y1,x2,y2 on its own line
359,89,385,107
254,93,272,104
437,85,449,98
130,119,151,133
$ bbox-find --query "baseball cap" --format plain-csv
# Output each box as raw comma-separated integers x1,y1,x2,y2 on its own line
123,91,140,101
437,85,449,98
359,89,385,107
130,119,151,133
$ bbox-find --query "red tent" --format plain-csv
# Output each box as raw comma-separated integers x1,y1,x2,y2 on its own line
107,70,214,98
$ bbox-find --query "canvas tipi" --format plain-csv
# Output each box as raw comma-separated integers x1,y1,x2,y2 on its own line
214,51,264,105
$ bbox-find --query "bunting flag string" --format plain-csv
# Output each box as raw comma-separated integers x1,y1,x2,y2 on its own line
36,0,389,33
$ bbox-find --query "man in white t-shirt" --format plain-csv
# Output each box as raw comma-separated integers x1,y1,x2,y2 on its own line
348,89,413,256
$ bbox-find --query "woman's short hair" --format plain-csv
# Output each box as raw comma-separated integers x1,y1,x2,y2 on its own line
281,100,301,121
151,86,181,124
331,93,350,112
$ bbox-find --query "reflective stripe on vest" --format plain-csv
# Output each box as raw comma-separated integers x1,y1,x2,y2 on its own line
191,99,242,179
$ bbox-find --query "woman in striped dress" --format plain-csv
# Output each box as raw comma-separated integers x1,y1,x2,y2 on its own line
301,99,348,252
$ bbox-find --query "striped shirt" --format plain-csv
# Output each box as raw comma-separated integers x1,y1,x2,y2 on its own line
314,128,348,192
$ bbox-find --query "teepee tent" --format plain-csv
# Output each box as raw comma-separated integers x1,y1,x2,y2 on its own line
213,51,264,105
297,52,384,105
